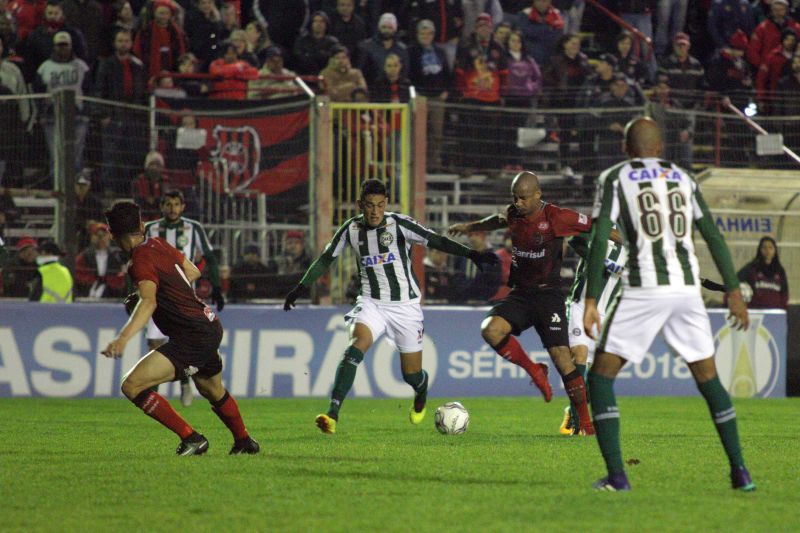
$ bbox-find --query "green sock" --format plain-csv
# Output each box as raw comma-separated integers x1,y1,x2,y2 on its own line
698,376,745,468
328,346,364,419
403,370,428,410
588,372,625,475
569,364,588,424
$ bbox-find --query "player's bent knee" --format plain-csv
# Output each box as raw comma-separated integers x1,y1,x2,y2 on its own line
121,379,143,400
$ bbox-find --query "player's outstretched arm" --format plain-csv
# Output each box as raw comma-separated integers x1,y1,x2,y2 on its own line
102,280,157,358
448,214,507,236
283,254,334,311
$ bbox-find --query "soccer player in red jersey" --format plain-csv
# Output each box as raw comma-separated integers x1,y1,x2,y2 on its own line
101,201,259,456
449,171,595,435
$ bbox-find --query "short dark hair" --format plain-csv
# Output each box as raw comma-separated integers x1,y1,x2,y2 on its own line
161,189,185,204
359,179,387,199
105,201,141,236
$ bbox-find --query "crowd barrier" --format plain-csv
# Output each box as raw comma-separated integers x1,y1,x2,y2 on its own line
0,304,785,399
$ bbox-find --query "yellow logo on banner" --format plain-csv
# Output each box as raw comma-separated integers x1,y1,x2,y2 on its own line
714,315,781,398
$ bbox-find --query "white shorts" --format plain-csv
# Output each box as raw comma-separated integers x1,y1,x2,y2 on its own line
568,301,602,359
599,288,714,364
146,318,167,342
345,297,424,353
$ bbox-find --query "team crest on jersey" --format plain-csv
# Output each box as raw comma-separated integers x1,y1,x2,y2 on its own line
379,232,394,247
176,234,189,248
538,221,549,231
211,125,261,192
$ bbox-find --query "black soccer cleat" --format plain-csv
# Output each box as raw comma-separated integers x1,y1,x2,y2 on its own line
229,436,260,455
176,432,209,456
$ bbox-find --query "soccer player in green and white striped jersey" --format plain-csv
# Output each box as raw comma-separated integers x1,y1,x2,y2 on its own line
583,117,754,492
559,233,627,435
283,179,499,434
142,190,224,406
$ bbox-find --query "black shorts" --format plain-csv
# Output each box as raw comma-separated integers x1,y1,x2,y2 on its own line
157,321,224,380
487,288,569,348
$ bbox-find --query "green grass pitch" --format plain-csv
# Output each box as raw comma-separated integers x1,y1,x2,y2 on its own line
1,397,797,532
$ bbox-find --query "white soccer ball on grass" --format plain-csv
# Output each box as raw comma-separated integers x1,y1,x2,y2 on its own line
434,402,470,435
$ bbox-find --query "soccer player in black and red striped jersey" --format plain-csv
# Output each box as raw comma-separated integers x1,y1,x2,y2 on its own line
101,201,258,456
449,171,596,435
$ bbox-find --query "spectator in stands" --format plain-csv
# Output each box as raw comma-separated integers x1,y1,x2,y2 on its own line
450,230,502,303
657,31,705,109
0,34,30,188
408,18,451,170
292,10,339,75
244,21,272,66
747,0,800,67
3,236,38,296
455,53,504,173
75,169,104,248
462,0,503,41
28,239,72,302
21,0,86,81
544,33,591,106
60,0,102,67
707,29,753,110
357,12,409,83
578,53,618,106
34,31,89,183
777,54,800,146
320,44,367,101
277,230,312,277
249,45,297,99
132,0,186,83
219,3,239,41
175,52,209,96
597,72,638,169
110,0,137,35
614,30,650,87
407,0,462,69
502,29,542,169
96,28,146,195
518,0,565,68
372,52,411,184
614,0,655,73
10,0,44,44
655,0,689,58
755,26,796,113
184,0,224,69
649,72,694,168
252,0,307,51
133,150,168,220
74,222,126,298
208,41,259,99
708,0,756,52
229,28,259,67
167,112,206,175
456,12,506,73
228,242,275,301
493,20,512,50
737,236,788,309
329,0,367,58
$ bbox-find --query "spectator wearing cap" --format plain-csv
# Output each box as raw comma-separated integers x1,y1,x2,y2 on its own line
613,30,650,87
708,0,756,52
407,0,463,69
208,41,259,99
249,45,298,99
292,10,340,75
408,18,451,169
74,223,126,298
133,150,169,221
755,26,797,111
656,32,706,109
19,0,87,81
95,28,147,195
28,240,72,302
329,0,368,58
455,12,507,75
132,0,187,83
518,0,565,68
2,236,38,297
746,0,800,67
228,242,276,301
356,12,409,84
33,30,90,185
184,0,224,69
74,169,104,248
707,29,754,108
321,44,367,101
462,0,502,41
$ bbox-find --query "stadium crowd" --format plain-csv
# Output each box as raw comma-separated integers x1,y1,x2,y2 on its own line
0,0,796,302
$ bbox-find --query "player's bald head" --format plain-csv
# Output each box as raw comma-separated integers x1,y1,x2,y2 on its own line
624,117,663,158
511,171,540,195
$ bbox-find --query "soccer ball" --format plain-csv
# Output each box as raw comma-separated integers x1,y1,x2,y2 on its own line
434,402,470,435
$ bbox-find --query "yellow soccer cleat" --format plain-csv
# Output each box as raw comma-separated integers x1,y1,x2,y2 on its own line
315,413,337,434
409,405,427,425
559,405,574,435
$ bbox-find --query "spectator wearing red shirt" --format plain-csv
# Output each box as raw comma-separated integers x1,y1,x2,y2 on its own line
208,41,259,99
755,26,796,112
133,0,187,83
9,0,45,43
746,0,800,67
736,236,788,309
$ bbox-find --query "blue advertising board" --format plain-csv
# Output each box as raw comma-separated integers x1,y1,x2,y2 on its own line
0,303,786,398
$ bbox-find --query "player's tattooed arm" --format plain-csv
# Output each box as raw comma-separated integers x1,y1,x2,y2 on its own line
448,214,507,236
